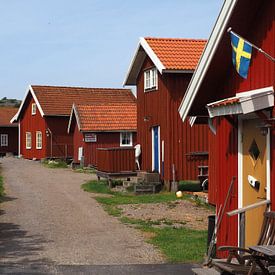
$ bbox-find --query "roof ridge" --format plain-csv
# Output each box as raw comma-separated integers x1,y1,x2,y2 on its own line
144,37,207,42
31,85,131,91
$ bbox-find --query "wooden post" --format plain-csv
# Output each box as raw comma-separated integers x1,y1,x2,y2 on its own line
239,212,246,249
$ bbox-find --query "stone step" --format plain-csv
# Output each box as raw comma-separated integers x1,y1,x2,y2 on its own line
192,267,220,275
134,183,162,194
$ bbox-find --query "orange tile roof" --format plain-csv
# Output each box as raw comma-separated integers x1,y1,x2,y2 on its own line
208,97,239,108
75,103,137,131
32,85,136,116
145,37,206,70
0,107,18,126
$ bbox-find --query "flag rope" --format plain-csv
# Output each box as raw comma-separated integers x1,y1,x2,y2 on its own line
227,27,275,62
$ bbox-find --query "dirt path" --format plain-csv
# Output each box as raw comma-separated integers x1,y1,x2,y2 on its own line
0,157,164,265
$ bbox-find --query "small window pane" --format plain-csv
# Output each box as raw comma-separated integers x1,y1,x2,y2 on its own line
26,132,32,149
1,134,8,147
249,139,260,161
32,103,36,115
36,131,42,149
120,132,132,146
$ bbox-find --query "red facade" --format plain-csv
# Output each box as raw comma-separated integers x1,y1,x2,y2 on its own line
0,126,18,155
184,0,274,252
19,94,73,159
136,57,208,185
72,118,136,167
96,147,135,173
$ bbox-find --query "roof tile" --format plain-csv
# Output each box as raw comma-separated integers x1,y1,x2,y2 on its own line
31,85,136,116
75,103,137,131
145,37,206,70
0,107,18,126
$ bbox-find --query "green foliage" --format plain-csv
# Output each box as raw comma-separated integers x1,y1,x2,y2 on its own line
42,159,68,169
74,167,96,174
81,180,114,194
178,180,202,192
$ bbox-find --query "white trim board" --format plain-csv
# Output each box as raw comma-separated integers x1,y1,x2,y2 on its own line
178,0,238,122
11,85,45,123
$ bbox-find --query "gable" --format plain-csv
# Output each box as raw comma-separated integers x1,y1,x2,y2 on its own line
179,0,274,121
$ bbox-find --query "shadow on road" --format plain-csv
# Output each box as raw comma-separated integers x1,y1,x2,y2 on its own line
0,222,54,266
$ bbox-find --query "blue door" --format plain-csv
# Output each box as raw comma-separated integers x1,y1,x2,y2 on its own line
153,126,159,172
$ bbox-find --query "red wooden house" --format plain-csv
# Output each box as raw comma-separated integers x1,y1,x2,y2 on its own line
12,85,136,160
0,107,18,156
68,102,137,167
179,0,274,253
124,37,209,188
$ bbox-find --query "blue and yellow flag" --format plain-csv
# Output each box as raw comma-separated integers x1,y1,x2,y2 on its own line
231,32,252,79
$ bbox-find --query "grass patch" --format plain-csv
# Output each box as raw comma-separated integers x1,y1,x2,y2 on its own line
42,159,68,168
82,179,208,263
82,180,114,194
74,167,96,174
148,227,207,263
178,180,202,192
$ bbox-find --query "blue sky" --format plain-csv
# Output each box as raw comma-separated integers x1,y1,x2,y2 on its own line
0,0,223,99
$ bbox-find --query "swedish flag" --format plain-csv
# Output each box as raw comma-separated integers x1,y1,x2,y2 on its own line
231,32,252,79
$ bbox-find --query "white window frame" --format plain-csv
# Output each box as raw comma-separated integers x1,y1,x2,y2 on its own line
0,134,8,147
120,132,133,147
26,132,32,149
36,131,42,149
144,68,158,91
31,103,37,115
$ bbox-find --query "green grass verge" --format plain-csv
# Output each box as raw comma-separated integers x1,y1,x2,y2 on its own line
82,179,208,263
42,159,68,168
148,227,207,263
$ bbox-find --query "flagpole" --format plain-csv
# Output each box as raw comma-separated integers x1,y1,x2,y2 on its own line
227,27,275,62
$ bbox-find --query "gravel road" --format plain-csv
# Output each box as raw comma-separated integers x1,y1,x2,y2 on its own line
0,157,164,266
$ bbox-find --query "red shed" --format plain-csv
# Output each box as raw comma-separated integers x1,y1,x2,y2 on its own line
12,85,136,160
124,37,209,188
68,102,137,167
179,0,275,253
0,107,18,156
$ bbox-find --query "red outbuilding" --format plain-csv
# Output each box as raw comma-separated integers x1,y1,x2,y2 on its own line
0,107,18,156
179,0,274,254
124,37,209,189
68,102,137,167
12,85,136,160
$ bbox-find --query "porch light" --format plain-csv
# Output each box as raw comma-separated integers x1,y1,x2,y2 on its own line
257,123,271,136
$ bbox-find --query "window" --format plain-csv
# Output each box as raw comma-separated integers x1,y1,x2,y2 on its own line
36,131,42,149
144,68,158,91
32,103,37,115
26,132,32,149
0,134,8,147
120,132,133,147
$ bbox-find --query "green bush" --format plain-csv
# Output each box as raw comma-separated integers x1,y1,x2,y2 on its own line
178,180,202,192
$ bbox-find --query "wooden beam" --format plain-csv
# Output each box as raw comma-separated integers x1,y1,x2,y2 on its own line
227,200,270,216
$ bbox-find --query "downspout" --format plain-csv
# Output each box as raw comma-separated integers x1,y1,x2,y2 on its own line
47,127,53,159
18,121,21,157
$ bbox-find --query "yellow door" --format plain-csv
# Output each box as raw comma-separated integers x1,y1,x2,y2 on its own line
242,119,267,247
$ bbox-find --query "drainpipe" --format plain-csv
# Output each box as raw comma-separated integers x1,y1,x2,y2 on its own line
46,128,53,158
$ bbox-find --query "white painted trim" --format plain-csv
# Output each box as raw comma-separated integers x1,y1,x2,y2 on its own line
26,132,32,149
67,104,81,133
18,121,21,156
140,38,166,74
237,117,243,246
151,126,161,172
178,0,238,121
120,132,133,147
237,117,271,246
11,85,45,123
266,128,271,201
123,41,145,86
123,37,166,86
0,134,8,147
36,131,42,150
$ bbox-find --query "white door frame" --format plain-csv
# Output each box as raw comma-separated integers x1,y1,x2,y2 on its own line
237,116,271,246
151,126,160,172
